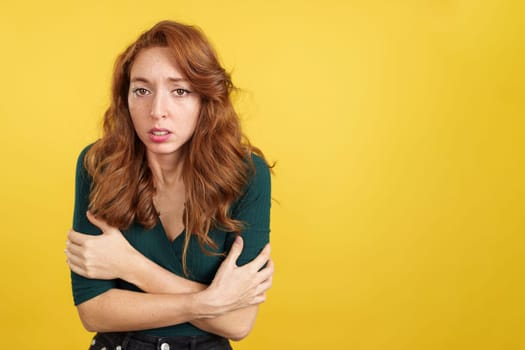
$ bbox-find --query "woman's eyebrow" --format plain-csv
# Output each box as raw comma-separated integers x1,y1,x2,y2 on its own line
167,77,187,83
129,77,187,83
130,77,150,83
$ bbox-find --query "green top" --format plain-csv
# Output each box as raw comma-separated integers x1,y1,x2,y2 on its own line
70,144,271,337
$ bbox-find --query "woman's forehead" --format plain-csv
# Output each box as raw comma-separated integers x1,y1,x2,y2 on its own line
129,47,186,81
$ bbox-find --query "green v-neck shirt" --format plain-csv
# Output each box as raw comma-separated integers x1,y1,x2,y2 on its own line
70,145,271,336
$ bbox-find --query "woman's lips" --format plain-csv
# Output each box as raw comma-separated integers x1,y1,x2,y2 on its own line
148,128,171,143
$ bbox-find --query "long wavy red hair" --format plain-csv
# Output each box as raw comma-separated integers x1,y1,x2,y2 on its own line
85,20,267,275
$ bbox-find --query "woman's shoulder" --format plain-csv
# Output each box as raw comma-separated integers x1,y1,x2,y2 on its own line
231,152,271,211
75,142,99,180
246,152,271,188
78,141,97,159
249,152,270,172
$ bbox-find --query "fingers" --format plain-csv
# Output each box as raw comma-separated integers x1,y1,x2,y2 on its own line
243,258,274,306
65,230,90,270
251,292,267,306
66,257,81,274
65,244,87,276
67,255,92,279
224,236,244,266
65,249,83,270
67,229,89,245
264,257,274,274
65,238,82,255
65,241,100,279
251,261,274,304
255,275,273,295
65,238,86,267
246,244,271,272
256,258,274,283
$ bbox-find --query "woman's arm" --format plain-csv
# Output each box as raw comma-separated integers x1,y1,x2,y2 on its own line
103,238,265,340
67,212,272,339
121,236,271,340
77,289,199,332
69,230,272,334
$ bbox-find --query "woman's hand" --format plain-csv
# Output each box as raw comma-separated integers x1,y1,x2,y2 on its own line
66,211,137,280
197,236,274,317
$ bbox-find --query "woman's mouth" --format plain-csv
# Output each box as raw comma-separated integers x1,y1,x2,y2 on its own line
149,128,172,143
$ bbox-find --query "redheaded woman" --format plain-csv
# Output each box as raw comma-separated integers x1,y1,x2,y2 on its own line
65,20,273,350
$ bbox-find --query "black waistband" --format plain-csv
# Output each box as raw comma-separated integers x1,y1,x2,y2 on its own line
95,331,229,350
127,332,223,346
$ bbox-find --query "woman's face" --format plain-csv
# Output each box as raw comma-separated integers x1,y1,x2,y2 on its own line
128,46,201,161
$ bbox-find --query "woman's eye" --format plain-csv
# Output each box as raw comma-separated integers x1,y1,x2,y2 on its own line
174,88,190,96
133,88,150,96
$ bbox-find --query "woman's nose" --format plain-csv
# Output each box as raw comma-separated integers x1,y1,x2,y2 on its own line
150,93,167,119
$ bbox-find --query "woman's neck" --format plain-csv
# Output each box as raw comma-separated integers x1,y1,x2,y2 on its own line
147,151,184,187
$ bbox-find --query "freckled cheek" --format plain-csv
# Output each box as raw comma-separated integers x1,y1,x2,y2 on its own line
129,99,151,115
128,107,150,135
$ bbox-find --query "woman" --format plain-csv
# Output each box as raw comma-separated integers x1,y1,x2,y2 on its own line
65,20,273,350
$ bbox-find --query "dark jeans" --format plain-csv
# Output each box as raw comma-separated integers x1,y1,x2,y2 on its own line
89,332,232,350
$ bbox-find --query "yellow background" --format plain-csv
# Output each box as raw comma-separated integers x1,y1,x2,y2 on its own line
0,1,523,349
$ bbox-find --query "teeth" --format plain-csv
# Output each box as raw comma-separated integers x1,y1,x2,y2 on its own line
152,131,168,136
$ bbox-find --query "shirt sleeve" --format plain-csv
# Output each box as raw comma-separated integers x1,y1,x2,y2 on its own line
228,154,272,266
70,145,117,305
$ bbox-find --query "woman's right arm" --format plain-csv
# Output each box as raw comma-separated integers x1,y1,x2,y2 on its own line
77,289,198,332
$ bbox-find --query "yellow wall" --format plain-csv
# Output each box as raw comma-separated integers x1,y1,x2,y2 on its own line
0,1,523,349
